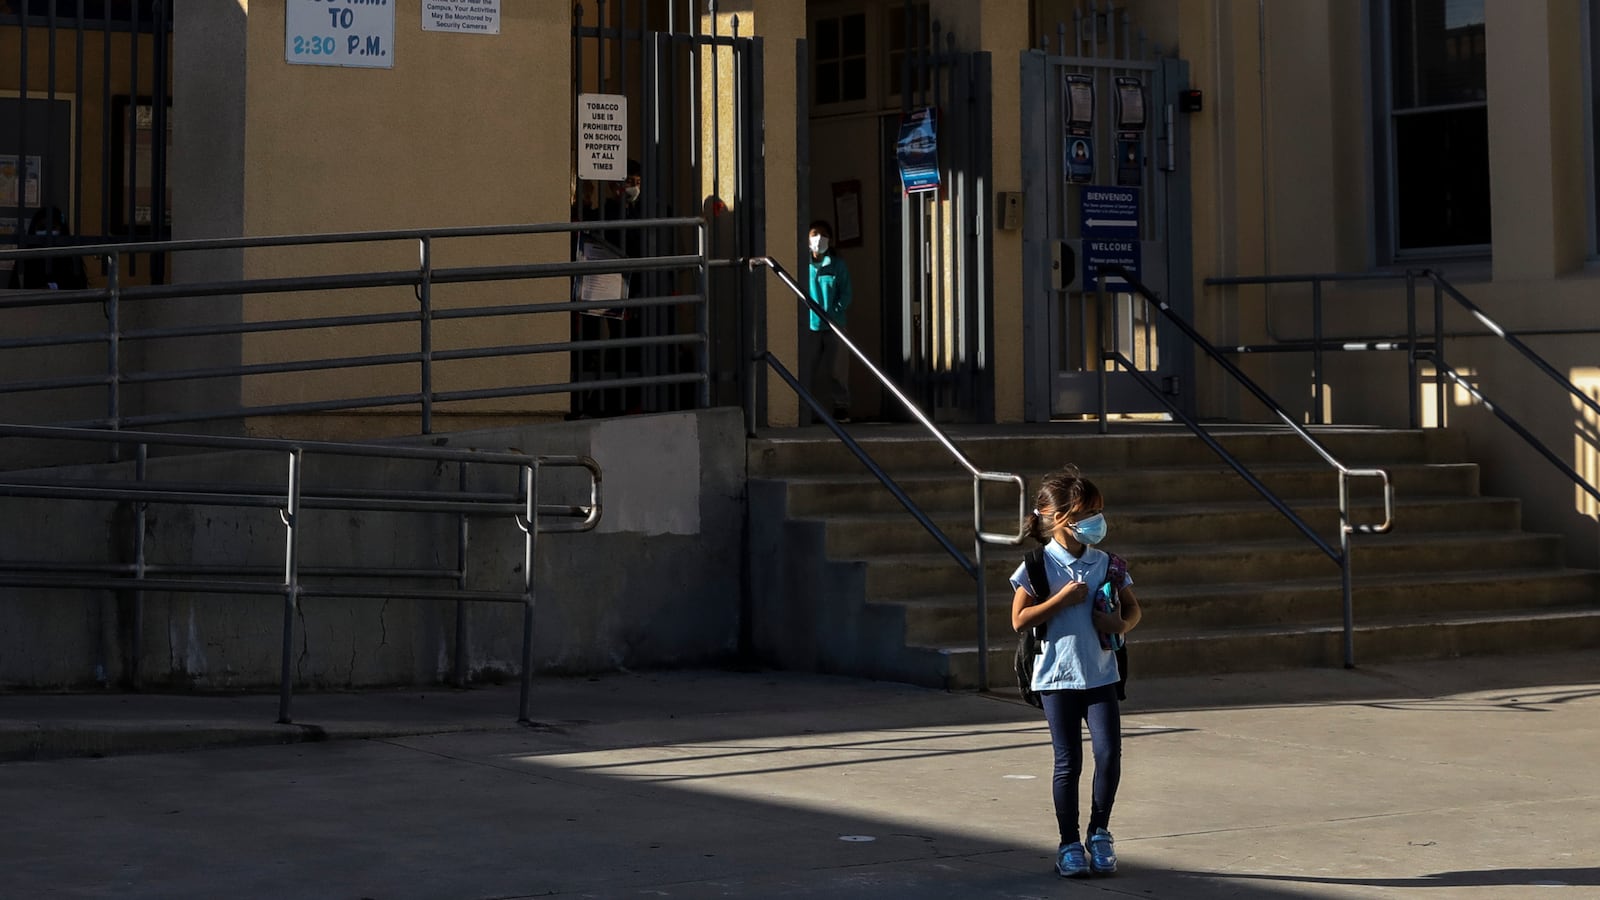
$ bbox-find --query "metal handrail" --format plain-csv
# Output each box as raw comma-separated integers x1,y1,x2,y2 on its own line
0,218,712,434
1203,269,1600,509
749,256,1027,692
1421,271,1600,507
1100,266,1393,667
0,422,601,725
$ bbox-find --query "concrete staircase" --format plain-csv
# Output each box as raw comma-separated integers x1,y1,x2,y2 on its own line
746,426,1600,689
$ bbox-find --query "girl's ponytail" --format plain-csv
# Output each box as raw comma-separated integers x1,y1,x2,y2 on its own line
1024,509,1048,545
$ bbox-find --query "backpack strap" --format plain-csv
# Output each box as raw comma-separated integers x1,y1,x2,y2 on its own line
1105,552,1128,591
1024,547,1051,638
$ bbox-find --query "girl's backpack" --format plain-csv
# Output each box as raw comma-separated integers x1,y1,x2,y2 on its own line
1014,547,1131,708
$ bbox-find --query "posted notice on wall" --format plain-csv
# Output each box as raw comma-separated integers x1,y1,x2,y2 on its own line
577,93,629,181
422,0,500,34
285,0,395,69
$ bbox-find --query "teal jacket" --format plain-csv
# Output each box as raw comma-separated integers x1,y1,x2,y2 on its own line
807,252,853,332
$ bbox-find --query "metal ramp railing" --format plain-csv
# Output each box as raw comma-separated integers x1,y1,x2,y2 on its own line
0,423,600,725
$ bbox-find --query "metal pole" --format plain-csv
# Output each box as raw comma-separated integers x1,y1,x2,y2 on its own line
697,222,712,410
1097,288,1109,433
106,253,122,432
1339,471,1354,668
453,461,469,688
1434,279,1445,429
133,443,148,688
1405,271,1418,429
419,237,434,434
1311,279,1325,424
972,479,989,693
518,463,538,724
277,448,304,724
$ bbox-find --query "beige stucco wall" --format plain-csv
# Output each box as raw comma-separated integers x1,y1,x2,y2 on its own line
749,1,805,427
1241,0,1600,565
1486,0,1588,280
215,1,572,430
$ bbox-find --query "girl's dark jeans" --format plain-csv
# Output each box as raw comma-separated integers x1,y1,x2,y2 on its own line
1040,683,1122,846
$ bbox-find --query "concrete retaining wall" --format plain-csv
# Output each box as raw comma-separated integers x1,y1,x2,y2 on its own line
0,409,746,689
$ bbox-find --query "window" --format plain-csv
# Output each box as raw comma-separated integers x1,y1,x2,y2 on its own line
1377,0,1490,256
813,12,868,107
1587,0,1600,257
886,3,931,100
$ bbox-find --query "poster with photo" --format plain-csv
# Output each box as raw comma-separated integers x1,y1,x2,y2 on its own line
1,155,42,208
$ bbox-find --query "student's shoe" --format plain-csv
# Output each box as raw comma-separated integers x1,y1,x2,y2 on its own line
832,408,852,424
1055,841,1090,878
1087,828,1117,874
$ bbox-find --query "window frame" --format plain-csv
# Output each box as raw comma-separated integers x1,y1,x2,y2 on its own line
809,7,876,116
1369,0,1493,263
1585,0,1599,260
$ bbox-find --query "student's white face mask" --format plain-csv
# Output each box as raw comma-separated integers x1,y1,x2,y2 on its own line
623,185,640,203
809,234,829,255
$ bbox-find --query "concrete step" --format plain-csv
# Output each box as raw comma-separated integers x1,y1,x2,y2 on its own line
771,461,1481,517
882,568,1600,645
858,532,1565,599
817,495,1521,557
932,607,1600,687
749,427,1465,478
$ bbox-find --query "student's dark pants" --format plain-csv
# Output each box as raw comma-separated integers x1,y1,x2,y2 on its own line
1041,683,1122,846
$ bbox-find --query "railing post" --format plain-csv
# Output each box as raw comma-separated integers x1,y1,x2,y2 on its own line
1405,271,1419,429
132,442,148,688
1433,277,1446,429
104,253,121,456
454,460,469,688
1339,470,1355,668
1096,287,1109,434
277,447,304,724
972,477,990,693
743,235,759,436
418,236,434,434
518,462,539,724
1311,279,1325,425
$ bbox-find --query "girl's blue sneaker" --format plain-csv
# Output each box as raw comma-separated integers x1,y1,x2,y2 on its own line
1055,841,1090,877
1087,828,1117,874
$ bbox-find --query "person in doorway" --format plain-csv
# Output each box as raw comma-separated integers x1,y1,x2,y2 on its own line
7,207,88,291
1011,465,1141,879
806,219,853,422
569,161,644,419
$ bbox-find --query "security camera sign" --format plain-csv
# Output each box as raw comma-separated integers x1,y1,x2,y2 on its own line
578,93,629,181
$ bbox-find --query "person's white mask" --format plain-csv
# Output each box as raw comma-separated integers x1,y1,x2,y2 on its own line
809,234,829,255
623,185,640,203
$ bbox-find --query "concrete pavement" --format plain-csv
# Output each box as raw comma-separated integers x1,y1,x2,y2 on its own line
2,652,1598,898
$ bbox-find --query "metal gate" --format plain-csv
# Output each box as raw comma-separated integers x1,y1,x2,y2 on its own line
1,0,172,283
1020,4,1193,421
571,1,765,414
887,15,994,421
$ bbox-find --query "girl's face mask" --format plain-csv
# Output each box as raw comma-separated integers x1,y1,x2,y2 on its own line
809,234,829,255
1069,512,1108,545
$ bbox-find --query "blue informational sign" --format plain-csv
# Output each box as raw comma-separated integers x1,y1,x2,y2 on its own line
1080,186,1140,288
896,107,941,194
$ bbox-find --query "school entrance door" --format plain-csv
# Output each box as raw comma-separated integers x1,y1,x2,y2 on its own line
1019,12,1195,421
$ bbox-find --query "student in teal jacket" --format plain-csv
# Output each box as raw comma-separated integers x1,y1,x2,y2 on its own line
807,220,853,422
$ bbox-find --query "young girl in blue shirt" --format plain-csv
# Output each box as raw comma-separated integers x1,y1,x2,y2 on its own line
1010,465,1142,878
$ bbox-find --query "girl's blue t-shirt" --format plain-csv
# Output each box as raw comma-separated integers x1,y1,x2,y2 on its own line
1009,541,1132,692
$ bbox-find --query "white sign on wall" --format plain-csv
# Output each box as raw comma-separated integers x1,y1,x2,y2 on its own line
577,93,629,181
422,0,500,34
285,0,396,69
